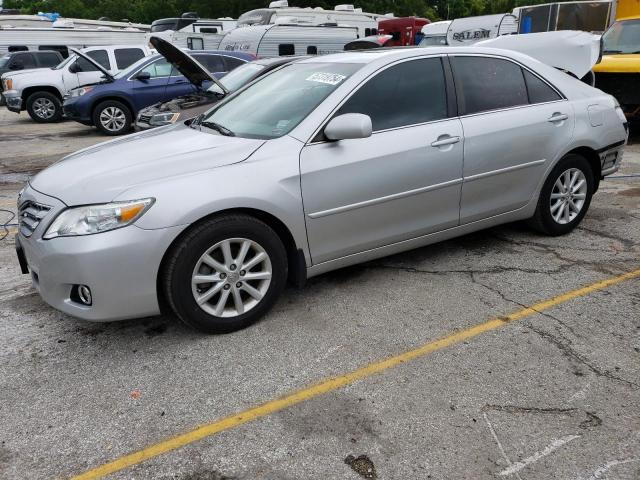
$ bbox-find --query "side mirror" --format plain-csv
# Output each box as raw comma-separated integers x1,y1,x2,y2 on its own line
9,62,23,71
68,62,79,73
135,71,151,81
324,113,372,141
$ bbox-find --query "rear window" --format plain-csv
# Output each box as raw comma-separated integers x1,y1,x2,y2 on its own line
223,56,247,70
36,52,62,67
114,48,145,70
194,54,226,73
86,49,111,70
451,56,528,115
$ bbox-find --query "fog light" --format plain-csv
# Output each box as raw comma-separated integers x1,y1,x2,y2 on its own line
75,285,92,305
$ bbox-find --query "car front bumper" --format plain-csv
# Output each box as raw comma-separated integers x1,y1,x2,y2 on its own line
3,90,22,112
62,98,93,125
16,185,185,322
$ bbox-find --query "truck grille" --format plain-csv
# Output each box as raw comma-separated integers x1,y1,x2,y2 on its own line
18,201,52,237
594,73,640,106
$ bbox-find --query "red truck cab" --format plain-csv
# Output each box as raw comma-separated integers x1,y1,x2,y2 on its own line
378,17,431,46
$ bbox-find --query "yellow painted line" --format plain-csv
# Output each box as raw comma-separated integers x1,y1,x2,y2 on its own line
71,268,640,480
2,227,17,236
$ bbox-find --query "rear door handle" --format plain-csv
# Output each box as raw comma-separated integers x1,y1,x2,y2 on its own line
548,113,569,123
431,135,461,148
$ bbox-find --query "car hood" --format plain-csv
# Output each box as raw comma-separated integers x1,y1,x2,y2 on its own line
149,36,222,89
593,53,640,73
1,67,52,80
30,124,265,205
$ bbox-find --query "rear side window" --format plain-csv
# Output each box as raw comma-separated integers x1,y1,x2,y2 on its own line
194,54,226,73
336,57,448,132
38,45,68,58
36,52,62,67
523,69,562,104
451,56,528,115
114,48,145,70
86,49,111,70
223,56,246,70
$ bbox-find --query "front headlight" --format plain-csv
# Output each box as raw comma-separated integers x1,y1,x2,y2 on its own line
43,198,154,239
4,78,12,90
148,112,180,126
69,86,94,97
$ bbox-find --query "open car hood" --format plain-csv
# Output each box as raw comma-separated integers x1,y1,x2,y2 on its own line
149,35,226,91
475,30,601,79
69,48,114,81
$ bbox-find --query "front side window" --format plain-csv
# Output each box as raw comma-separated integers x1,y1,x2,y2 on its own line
86,49,110,70
199,62,361,139
451,56,528,115
114,48,145,70
138,58,173,78
336,57,448,132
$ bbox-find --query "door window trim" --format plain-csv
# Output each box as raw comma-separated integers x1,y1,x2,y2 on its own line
447,53,566,118
306,54,455,145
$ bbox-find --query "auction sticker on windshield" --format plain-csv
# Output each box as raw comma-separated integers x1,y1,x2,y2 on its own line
306,72,347,85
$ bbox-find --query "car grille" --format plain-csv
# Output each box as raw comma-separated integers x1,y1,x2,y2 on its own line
18,201,52,237
594,73,640,106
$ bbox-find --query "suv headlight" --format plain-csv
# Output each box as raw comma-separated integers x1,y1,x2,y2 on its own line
69,86,94,97
43,198,154,239
148,112,180,126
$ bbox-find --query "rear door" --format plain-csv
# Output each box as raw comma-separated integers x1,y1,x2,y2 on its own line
450,55,573,223
300,56,464,263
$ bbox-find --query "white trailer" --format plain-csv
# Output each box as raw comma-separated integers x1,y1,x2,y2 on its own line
0,26,148,56
0,14,149,31
237,1,390,37
145,30,225,51
420,14,518,46
218,23,359,57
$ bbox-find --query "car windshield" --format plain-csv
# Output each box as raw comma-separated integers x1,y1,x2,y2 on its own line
209,63,266,94
602,19,640,54
114,55,157,79
199,62,361,139
52,54,76,70
0,55,10,68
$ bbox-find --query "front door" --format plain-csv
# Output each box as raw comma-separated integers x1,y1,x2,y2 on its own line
130,58,174,111
450,55,574,223
300,57,464,264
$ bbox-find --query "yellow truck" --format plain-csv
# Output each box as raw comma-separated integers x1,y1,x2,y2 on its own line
594,0,640,117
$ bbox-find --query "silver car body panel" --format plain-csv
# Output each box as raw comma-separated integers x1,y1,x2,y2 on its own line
18,46,628,321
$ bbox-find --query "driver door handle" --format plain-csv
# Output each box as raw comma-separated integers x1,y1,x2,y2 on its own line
548,113,569,123
431,135,461,148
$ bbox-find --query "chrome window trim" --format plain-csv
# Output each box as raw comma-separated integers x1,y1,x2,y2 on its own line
304,53,449,145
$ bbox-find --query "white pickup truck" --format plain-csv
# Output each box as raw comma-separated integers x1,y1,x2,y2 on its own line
1,45,151,122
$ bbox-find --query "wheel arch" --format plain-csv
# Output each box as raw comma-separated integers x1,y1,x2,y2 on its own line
22,85,63,102
90,95,135,121
156,207,307,314
564,146,601,192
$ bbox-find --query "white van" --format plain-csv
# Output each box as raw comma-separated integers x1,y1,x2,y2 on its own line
219,23,359,57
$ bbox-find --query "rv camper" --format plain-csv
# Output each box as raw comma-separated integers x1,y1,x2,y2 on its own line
237,1,389,37
146,30,225,51
218,23,359,57
0,26,147,56
0,14,149,31
419,14,517,46
151,13,236,34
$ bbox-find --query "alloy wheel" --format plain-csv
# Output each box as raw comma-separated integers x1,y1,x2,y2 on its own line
33,98,56,119
191,238,272,318
99,106,126,132
549,168,587,224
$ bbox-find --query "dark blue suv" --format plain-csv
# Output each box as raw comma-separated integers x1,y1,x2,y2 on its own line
63,46,255,135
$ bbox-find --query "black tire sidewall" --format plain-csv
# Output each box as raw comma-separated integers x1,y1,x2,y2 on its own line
93,100,132,136
537,154,594,235
26,92,62,123
166,217,288,334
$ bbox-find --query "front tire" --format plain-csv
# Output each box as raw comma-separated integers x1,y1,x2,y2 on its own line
163,215,288,334
93,100,132,135
528,153,594,236
26,91,62,123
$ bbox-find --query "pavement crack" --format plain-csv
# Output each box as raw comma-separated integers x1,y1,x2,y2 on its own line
482,404,578,415
526,324,639,389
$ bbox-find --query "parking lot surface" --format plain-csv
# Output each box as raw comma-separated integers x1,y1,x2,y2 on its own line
0,108,639,480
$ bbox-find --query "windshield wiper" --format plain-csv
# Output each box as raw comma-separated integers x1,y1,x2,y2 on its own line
603,49,623,54
200,120,235,137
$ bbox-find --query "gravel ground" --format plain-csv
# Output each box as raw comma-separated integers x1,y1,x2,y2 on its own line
0,107,638,480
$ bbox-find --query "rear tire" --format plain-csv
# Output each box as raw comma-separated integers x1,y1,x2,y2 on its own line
163,215,288,334
528,153,594,236
93,100,132,136
26,91,62,123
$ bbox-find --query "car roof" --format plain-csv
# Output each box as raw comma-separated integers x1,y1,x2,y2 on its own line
253,55,309,66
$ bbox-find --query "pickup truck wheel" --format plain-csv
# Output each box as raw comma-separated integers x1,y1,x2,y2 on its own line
93,100,132,136
528,154,594,236
163,215,288,334
26,92,62,123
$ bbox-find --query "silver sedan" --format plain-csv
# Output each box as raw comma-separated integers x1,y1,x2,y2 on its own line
16,47,628,333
